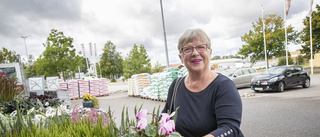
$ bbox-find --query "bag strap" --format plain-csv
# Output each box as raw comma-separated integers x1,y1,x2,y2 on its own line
169,76,184,113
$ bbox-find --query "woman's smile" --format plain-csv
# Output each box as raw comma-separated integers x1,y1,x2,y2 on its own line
191,59,202,64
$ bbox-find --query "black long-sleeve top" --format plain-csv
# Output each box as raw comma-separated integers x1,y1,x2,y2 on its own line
162,74,244,137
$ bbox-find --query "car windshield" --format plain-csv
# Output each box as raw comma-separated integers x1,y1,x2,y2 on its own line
220,69,236,77
261,67,286,75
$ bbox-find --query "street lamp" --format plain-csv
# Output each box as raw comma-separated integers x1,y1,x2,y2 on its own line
21,36,29,65
160,0,169,68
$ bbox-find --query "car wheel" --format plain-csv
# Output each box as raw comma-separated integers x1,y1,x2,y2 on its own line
254,90,259,92
277,81,284,92
302,78,310,88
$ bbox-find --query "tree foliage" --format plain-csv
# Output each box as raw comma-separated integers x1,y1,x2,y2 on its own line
238,14,298,64
99,41,123,79
35,29,82,81
23,63,37,78
300,4,320,60
123,44,151,79
0,47,19,63
211,56,221,60
151,61,164,73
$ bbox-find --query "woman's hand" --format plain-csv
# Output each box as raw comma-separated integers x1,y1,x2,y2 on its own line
203,134,214,137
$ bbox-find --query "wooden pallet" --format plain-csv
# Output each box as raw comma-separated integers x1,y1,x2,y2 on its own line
70,97,79,100
99,94,109,97
151,98,159,101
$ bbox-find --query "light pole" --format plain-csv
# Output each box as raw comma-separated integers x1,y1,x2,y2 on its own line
21,36,29,65
160,0,170,69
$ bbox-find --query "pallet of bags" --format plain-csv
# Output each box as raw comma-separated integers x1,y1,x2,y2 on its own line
140,86,151,98
131,74,139,96
90,79,100,96
78,80,90,98
149,73,161,100
159,71,178,100
67,80,79,99
59,82,68,90
99,78,109,96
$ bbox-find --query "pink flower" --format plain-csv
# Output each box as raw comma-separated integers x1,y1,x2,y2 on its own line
137,118,147,130
158,124,168,135
159,111,175,124
136,109,147,120
164,122,173,134
0,70,2,73
158,112,176,136
167,120,175,131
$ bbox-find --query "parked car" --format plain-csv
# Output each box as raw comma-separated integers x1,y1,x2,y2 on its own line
251,65,310,92
220,68,259,88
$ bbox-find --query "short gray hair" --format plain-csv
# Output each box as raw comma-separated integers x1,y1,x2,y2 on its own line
177,28,211,52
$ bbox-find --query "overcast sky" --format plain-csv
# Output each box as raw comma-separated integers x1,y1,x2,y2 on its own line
0,0,318,66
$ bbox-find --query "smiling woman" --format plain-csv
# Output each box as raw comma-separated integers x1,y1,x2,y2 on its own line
161,28,244,137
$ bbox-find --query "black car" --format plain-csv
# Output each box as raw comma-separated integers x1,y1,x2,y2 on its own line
251,65,310,92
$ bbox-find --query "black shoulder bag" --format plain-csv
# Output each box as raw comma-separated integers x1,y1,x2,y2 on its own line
169,76,184,113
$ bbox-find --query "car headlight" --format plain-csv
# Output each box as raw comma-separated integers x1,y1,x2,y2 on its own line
268,77,278,83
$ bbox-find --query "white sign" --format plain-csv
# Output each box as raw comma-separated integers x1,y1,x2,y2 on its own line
46,76,59,89
29,77,44,91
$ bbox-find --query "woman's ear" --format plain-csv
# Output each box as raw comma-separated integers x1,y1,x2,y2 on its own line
179,54,184,64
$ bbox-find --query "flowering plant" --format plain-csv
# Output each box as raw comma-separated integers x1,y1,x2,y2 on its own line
134,109,181,136
82,93,92,101
110,105,182,137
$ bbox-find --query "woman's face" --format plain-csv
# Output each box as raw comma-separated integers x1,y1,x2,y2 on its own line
179,39,212,73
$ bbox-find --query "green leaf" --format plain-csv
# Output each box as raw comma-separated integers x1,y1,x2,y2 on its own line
168,131,183,137
145,124,158,137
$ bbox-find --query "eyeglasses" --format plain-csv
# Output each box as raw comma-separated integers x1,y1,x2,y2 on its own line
180,44,208,54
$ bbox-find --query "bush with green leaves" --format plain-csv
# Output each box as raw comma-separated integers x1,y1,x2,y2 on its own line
277,56,294,66
0,74,24,103
92,96,99,108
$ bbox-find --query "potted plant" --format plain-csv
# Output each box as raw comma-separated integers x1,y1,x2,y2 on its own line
82,93,93,108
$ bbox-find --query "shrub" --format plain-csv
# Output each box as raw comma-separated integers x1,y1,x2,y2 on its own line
110,78,116,82
92,96,99,108
0,75,24,103
277,56,294,66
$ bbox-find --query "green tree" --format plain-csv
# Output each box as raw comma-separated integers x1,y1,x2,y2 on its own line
238,13,298,65
99,41,123,79
151,61,164,73
300,4,320,60
211,55,221,60
35,29,81,81
24,64,37,78
123,44,151,79
0,47,19,63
